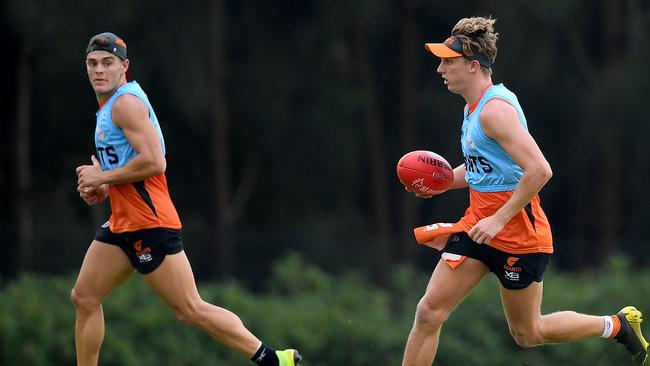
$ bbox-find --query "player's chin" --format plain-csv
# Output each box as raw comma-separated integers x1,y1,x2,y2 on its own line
92,82,113,94
92,85,108,94
447,85,461,94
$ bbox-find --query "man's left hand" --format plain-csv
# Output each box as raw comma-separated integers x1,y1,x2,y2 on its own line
468,214,507,244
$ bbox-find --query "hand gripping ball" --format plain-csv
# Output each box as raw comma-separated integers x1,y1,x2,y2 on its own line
396,150,454,196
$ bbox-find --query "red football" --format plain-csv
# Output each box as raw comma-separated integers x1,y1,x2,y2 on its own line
396,150,454,195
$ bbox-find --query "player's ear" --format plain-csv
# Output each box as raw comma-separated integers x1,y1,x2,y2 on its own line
123,58,130,71
469,59,481,72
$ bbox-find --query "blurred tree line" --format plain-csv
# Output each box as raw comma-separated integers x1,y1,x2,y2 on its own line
1,0,649,282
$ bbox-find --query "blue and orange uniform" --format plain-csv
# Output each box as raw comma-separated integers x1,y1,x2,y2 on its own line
457,83,552,254
415,83,552,256
94,81,181,233
94,81,182,274
413,84,553,290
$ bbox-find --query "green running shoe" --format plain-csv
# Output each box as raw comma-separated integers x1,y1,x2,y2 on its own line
615,306,649,365
276,349,302,366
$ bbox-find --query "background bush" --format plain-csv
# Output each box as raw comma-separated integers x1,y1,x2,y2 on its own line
1,254,647,365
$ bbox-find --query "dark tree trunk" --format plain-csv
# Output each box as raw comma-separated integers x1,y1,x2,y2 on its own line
397,0,419,263
208,0,257,278
210,0,233,279
595,0,623,259
355,14,392,284
15,48,33,271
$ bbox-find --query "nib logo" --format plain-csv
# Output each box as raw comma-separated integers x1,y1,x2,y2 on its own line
506,257,519,267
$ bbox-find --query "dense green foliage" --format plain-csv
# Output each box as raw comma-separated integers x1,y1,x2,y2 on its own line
1,255,648,365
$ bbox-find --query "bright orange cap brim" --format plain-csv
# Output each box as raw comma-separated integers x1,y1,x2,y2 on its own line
424,43,462,58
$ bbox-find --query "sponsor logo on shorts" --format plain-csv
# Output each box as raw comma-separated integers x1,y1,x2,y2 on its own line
133,240,153,263
504,271,520,281
503,256,522,281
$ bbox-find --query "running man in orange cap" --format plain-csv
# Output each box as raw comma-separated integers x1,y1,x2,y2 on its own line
401,17,647,366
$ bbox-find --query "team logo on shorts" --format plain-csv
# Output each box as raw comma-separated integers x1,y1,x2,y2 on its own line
133,240,153,263
503,256,522,282
506,257,519,267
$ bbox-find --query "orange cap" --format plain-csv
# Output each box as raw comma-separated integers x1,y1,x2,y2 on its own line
424,35,493,68
424,36,463,58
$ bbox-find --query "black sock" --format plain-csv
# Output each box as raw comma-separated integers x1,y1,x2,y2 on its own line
251,343,279,366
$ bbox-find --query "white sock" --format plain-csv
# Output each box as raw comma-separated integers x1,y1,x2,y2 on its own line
601,315,614,338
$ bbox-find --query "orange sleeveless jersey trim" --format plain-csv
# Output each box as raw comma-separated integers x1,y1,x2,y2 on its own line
458,189,553,254
107,174,182,233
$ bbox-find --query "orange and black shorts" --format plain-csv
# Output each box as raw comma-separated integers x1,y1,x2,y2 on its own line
95,223,183,274
443,233,550,290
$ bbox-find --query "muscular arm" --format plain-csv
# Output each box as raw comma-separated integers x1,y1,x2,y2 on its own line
467,99,552,244
76,94,166,190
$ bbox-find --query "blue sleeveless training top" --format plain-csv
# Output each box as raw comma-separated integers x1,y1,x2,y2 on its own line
461,83,527,192
94,81,165,169
92,81,181,233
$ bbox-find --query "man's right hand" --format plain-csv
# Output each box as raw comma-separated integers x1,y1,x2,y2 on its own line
405,186,447,199
78,184,109,205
